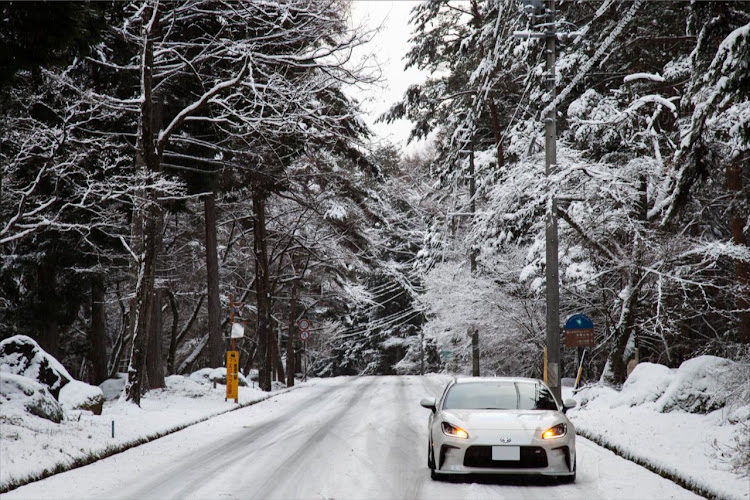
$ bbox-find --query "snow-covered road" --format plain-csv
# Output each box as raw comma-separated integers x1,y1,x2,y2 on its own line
5,376,701,499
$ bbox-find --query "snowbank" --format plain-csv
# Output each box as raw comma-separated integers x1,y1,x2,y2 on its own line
655,355,733,413
568,356,749,499
188,367,250,387
0,373,299,492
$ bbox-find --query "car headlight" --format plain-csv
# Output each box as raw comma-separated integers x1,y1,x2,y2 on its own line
442,422,469,439
542,423,567,439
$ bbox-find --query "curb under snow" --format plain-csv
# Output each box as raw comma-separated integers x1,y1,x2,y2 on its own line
0,386,298,494
576,427,734,500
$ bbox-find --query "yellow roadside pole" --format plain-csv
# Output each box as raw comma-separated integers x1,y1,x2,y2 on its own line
226,294,242,403
226,350,238,403
575,362,584,389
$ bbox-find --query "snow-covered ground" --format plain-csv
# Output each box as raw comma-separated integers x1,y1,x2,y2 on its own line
1,373,294,492
1,360,748,498
3,375,700,500
566,358,749,500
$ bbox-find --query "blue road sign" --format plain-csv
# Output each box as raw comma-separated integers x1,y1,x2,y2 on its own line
564,314,593,330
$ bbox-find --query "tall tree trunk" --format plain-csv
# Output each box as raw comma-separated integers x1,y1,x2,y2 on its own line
36,257,59,357
604,240,643,385
727,157,750,343
270,328,278,382
274,325,285,382
125,4,161,405
167,292,204,374
286,268,298,387
107,286,130,378
243,342,257,376
166,289,179,374
205,192,224,367
125,205,160,404
488,99,505,169
146,289,165,389
253,184,272,391
604,280,639,385
89,274,109,384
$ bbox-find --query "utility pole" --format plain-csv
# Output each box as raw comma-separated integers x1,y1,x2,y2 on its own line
515,0,561,401
420,330,425,376
543,0,561,403
469,143,480,377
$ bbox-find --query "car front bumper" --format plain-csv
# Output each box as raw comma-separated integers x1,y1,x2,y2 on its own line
433,428,575,476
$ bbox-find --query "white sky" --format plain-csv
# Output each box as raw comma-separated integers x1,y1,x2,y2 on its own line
347,1,430,155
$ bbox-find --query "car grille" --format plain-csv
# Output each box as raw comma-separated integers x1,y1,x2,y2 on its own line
463,446,548,469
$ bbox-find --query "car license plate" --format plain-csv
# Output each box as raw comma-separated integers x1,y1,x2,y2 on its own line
492,445,520,461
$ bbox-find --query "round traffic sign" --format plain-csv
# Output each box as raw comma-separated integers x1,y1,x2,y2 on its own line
300,330,310,341
298,319,310,330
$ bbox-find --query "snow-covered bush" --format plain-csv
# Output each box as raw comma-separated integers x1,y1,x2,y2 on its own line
189,367,248,387
572,384,620,409
58,380,105,415
188,367,213,384
0,373,64,423
163,375,213,398
614,363,675,407
655,356,734,414
710,351,750,478
0,335,72,399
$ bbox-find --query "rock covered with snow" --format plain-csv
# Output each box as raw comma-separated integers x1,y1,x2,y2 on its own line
655,356,734,414
0,372,64,423
59,380,105,415
0,335,72,399
99,375,126,401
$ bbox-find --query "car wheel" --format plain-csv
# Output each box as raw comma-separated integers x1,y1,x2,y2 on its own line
428,441,438,480
559,459,576,484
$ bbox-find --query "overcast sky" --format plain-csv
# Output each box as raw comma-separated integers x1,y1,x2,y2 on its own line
348,1,429,155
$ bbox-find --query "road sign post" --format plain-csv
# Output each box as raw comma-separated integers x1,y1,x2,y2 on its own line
298,319,310,382
563,314,595,348
564,314,594,389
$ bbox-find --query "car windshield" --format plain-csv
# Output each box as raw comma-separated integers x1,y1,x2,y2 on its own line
443,381,559,411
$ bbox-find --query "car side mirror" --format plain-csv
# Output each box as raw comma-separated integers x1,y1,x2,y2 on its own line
420,397,437,413
563,398,577,413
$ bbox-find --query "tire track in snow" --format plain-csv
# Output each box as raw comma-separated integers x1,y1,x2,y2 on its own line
117,379,354,499
248,376,378,499
388,375,440,500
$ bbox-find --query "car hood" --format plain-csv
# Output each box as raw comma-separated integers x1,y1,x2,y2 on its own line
441,409,563,431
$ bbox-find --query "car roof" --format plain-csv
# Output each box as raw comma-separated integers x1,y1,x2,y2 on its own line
452,376,543,385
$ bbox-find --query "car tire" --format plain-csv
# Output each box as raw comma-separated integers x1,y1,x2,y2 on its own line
428,441,438,480
558,459,576,484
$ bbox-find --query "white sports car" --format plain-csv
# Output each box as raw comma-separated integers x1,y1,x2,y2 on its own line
420,377,577,482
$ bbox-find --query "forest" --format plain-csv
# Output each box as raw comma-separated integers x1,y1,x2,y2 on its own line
1,0,748,404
